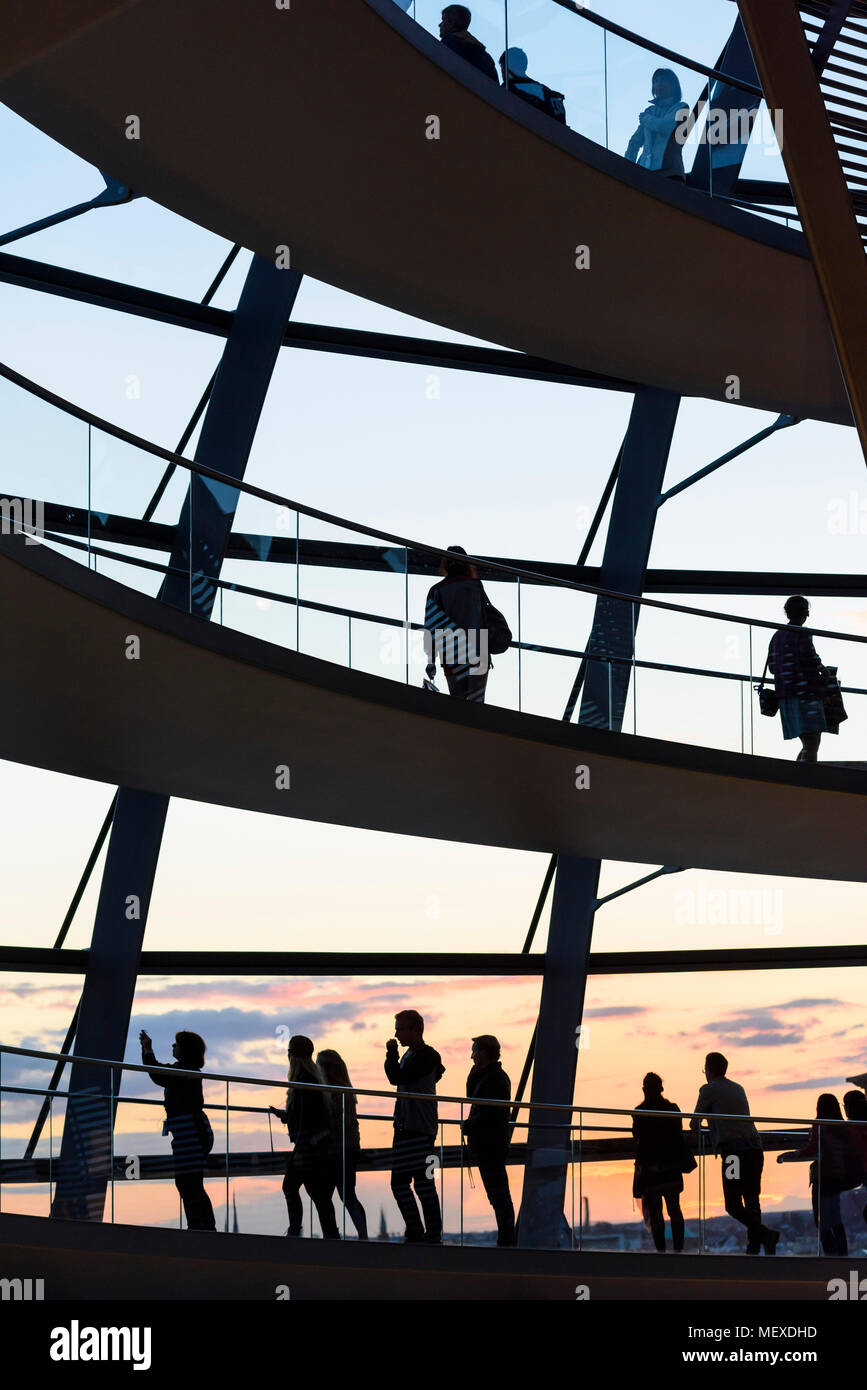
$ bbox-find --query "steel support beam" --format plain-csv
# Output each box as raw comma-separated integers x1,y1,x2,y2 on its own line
4,943,867,975
738,0,867,464
688,15,762,196
51,255,302,1221
519,387,680,1248
810,1,854,75
580,390,682,731
50,790,168,1219
0,251,634,394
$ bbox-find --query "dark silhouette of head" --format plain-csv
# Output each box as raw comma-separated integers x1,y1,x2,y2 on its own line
844,1090,867,1121
441,544,474,579
642,1071,664,1097
472,1034,501,1066
499,46,529,80
173,1031,206,1069
816,1093,843,1121
440,5,471,37
704,1052,728,1079
317,1048,353,1089
394,1010,425,1047
785,594,810,625
652,68,682,103
288,1034,315,1060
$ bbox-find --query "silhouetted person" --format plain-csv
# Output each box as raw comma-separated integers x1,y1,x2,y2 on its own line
424,545,510,702
626,68,689,177
438,6,498,82
385,1010,445,1243
768,596,829,762
318,1048,368,1239
632,1072,686,1253
462,1035,515,1246
778,1093,859,1255
844,1090,867,1226
140,1028,216,1231
499,47,566,123
690,1051,778,1254
269,1035,339,1239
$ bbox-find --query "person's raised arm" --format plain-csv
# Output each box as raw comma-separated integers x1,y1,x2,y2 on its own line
139,1029,168,1086
384,1037,402,1085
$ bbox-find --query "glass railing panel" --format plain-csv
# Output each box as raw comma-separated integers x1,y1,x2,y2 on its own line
604,31,706,179
503,0,606,147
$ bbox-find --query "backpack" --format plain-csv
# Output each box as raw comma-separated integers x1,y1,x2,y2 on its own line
482,591,513,655
511,76,567,125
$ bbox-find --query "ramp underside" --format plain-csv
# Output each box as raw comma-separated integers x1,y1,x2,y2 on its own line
0,1213,854,1301
0,0,849,423
1,534,864,879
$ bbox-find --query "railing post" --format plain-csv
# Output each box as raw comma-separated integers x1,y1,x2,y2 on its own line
225,1081,230,1234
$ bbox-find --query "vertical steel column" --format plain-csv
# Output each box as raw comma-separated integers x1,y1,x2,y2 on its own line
519,388,680,1248
51,256,302,1220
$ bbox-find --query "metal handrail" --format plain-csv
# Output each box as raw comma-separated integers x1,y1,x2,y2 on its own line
2,357,866,646
45,529,867,700
549,1,764,98
1,1043,863,1127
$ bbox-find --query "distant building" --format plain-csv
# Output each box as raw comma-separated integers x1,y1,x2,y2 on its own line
378,1208,389,1241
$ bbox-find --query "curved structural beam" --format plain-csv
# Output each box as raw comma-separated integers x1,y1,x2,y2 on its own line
0,0,851,423
738,0,867,460
1,533,864,881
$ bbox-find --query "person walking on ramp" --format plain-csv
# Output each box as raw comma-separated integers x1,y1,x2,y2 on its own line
385,1010,445,1243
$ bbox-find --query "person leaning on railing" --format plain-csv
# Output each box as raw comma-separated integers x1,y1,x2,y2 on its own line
632,1072,689,1254
689,1051,779,1256
777,1093,861,1256
625,69,690,179
139,1028,216,1231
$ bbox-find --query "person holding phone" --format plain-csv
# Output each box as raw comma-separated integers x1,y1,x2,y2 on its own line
139,1028,216,1231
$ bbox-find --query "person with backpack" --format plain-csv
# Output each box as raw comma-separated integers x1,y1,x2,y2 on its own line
777,1093,861,1254
438,6,498,83
423,545,511,703
139,1028,216,1231
499,47,566,124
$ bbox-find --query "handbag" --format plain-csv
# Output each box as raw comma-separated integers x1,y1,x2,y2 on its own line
481,591,513,655
755,650,780,717
822,665,848,734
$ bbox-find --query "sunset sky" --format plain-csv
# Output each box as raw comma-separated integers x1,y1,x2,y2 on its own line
1,0,866,1238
